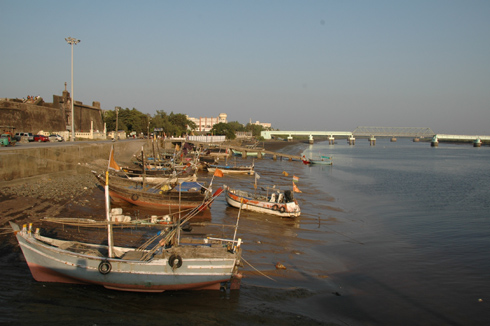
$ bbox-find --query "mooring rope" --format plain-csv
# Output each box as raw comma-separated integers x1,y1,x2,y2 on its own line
242,256,277,282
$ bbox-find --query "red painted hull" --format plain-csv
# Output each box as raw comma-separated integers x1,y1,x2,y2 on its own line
27,262,240,292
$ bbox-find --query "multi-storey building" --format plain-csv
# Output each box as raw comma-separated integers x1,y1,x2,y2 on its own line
186,113,227,132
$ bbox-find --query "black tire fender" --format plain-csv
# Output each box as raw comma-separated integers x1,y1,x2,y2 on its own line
279,206,286,213
131,194,139,201
272,204,279,211
98,260,112,274
169,254,183,268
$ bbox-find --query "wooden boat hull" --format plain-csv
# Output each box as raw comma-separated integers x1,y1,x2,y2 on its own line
125,174,197,184
207,165,254,175
231,149,265,157
10,222,241,292
224,185,300,217
309,159,333,165
95,173,209,210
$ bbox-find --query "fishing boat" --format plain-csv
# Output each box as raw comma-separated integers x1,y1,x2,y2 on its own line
309,158,333,165
9,171,243,292
42,201,216,228
231,149,265,157
93,172,213,211
119,170,198,184
223,184,301,217
205,162,254,175
301,155,311,165
303,155,333,165
204,146,230,159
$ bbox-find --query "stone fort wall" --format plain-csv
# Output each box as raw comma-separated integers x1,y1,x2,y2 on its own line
0,91,103,134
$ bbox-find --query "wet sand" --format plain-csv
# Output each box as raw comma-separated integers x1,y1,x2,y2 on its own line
0,139,307,263
0,139,346,326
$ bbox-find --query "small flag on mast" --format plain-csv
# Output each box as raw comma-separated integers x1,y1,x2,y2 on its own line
292,182,302,193
214,168,224,177
108,146,121,171
282,171,289,176
292,175,299,183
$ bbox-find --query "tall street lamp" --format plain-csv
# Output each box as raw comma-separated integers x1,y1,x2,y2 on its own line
115,106,120,141
65,37,80,142
147,114,151,139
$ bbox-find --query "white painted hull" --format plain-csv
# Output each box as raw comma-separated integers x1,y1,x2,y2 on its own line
11,222,241,292
207,167,254,175
224,186,300,217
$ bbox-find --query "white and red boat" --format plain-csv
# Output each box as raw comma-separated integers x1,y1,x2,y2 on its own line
10,220,242,292
224,184,301,217
10,171,242,292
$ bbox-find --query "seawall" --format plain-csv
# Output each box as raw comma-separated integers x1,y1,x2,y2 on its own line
0,140,146,185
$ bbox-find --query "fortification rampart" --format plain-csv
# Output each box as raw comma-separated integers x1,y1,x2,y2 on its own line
0,91,103,135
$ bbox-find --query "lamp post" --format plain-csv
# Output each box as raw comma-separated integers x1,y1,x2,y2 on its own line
147,114,151,139
65,37,80,142
115,106,120,141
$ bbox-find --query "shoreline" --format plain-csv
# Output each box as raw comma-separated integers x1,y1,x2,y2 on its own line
0,139,307,228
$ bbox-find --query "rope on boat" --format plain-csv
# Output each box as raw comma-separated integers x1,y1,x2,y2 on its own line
242,257,277,282
138,189,222,261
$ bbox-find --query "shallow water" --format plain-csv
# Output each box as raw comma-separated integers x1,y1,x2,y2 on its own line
1,139,489,325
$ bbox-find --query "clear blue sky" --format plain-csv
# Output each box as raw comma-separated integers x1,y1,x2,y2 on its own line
1,0,489,135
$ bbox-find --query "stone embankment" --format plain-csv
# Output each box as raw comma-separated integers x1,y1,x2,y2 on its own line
0,140,145,202
0,140,145,182
0,140,146,227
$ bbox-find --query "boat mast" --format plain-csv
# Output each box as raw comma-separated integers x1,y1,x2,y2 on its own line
177,181,182,245
105,170,114,258
232,199,243,245
141,146,146,187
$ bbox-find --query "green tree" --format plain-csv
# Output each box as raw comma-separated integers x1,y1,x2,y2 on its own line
104,108,151,135
103,110,116,132
245,123,265,137
228,121,245,132
210,122,237,140
150,110,196,137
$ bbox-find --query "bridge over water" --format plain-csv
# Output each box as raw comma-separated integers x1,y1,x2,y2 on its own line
261,127,489,146
352,126,435,138
261,126,435,141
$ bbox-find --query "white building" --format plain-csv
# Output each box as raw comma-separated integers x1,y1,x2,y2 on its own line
187,113,227,132
251,120,272,129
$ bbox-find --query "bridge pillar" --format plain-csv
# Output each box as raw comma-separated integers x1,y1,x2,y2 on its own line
243,151,248,158
413,137,420,142
348,135,355,145
328,135,335,145
431,136,439,147
369,135,376,146
390,136,397,142
257,151,262,159
473,138,482,147
309,135,314,144
287,134,293,142
273,154,277,160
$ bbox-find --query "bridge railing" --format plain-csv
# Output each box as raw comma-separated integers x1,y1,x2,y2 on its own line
352,126,435,138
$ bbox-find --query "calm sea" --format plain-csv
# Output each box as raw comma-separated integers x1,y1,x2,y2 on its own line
1,138,489,325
